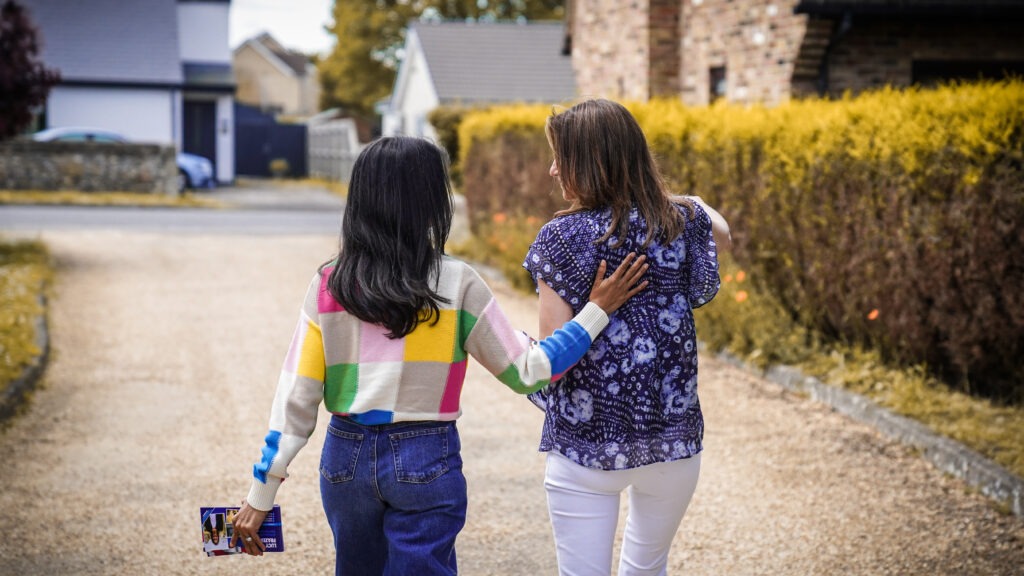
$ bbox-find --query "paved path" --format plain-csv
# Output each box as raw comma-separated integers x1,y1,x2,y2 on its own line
0,195,1021,574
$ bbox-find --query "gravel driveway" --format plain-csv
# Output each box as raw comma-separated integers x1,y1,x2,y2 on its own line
0,230,1021,575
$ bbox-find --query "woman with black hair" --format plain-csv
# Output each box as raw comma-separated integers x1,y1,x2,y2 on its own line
229,136,648,575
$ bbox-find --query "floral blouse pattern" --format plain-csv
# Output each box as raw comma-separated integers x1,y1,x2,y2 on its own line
524,202,720,470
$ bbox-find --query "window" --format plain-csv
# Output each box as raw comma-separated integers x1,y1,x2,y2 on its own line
709,66,727,103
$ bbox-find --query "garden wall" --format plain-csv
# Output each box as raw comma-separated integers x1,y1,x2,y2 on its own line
0,140,178,195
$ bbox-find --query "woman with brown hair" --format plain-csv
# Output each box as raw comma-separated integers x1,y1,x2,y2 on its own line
524,99,731,575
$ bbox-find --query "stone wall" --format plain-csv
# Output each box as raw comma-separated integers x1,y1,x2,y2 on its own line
0,141,178,195
680,0,807,106
649,0,682,97
571,0,651,101
570,0,808,105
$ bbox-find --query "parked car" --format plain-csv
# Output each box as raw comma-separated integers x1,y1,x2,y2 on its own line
31,127,216,193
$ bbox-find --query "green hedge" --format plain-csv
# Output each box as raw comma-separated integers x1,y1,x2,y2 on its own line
457,81,1024,403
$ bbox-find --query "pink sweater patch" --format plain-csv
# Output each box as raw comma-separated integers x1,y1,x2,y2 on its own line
438,360,467,413
317,267,346,314
481,300,528,359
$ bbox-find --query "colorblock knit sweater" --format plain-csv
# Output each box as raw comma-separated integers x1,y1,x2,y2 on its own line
247,256,609,510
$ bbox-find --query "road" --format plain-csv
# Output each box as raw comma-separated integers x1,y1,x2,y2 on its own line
0,184,1021,575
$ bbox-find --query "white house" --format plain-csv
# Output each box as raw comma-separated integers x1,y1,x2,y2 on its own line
23,0,236,184
383,21,576,140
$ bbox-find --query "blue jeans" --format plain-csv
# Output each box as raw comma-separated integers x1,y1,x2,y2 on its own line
320,415,467,575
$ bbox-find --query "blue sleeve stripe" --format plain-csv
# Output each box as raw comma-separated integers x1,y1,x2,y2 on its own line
350,410,394,425
537,320,593,376
253,430,281,483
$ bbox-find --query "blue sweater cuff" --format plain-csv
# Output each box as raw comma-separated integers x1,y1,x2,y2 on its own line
537,302,609,375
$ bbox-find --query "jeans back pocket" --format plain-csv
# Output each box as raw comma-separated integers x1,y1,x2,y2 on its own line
320,424,363,484
389,425,455,484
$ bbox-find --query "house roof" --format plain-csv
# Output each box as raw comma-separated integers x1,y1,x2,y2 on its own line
244,33,311,77
21,0,183,86
794,0,1024,17
410,21,575,104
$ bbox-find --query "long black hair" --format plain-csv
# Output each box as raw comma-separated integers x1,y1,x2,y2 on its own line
325,137,453,339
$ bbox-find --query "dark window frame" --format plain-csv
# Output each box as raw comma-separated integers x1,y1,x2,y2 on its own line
709,66,727,103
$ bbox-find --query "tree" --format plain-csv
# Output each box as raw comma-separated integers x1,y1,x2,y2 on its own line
319,1,416,117
318,0,564,116
0,0,60,140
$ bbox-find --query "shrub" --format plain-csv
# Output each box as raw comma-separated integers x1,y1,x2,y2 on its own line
450,212,543,292
459,105,568,233
674,83,1024,403
427,105,487,188
269,158,290,178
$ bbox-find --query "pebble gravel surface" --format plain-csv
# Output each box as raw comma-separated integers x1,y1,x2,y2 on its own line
0,230,1021,575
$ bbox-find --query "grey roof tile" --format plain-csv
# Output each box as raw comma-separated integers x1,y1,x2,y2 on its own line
253,33,310,77
411,21,575,104
21,0,183,85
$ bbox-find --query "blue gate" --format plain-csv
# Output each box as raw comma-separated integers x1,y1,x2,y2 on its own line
234,103,308,178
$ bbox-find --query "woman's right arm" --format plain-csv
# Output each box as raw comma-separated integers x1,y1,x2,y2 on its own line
538,280,573,339
234,274,326,555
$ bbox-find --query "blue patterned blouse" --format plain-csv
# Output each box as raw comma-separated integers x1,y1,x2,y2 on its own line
524,202,720,470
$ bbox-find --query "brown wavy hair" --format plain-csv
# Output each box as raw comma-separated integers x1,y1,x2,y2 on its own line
545,98,693,248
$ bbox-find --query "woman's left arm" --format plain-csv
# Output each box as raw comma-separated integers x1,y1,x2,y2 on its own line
680,199,723,308
697,198,732,253
673,195,732,253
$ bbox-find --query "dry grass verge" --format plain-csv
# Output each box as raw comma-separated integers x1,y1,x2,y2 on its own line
0,190,225,208
233,177,348,198
0,238,51,397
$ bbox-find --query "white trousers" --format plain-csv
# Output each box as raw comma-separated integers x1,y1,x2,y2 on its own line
544,451,702,576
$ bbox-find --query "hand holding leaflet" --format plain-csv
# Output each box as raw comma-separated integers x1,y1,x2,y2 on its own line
200,505,284,557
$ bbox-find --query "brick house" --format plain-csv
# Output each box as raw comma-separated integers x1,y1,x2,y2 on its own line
233,32,320,118
565,0,1024,105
